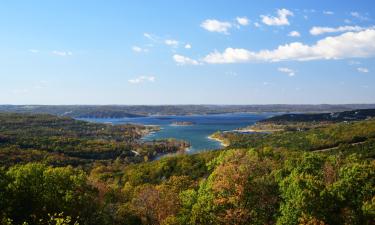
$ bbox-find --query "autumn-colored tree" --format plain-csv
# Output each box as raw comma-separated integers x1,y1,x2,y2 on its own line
131,176,192,225
189,149,280,225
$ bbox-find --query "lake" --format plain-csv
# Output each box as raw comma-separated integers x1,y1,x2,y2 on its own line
81,113,275,153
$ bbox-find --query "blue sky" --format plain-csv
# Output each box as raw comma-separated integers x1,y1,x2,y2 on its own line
0,0,374,104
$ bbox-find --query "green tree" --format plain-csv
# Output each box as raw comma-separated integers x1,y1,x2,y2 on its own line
4,163,102,225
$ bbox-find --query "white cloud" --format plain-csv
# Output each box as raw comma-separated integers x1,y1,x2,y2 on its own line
165,39,179,47
351,12,360,18
236,17,249,26
200,19,232,34
132,46,148,53
144,33,152,39
351,12,369,21
288,31,301,37
261,8,293,26
52,50,72,56
28,49,39,53
254,22,261,28
203,48,252,64
357,67,369,73
128,76,155,84
278,67,296,76
33,80,48,89
203,29,375,63
310,25,367,35
348,60,361,65
144,33,158,42
303,9,316,13
12,88,29,94
11,80,49,95
143,33,152,39
173,54,200,65
323,11,334,15
185,44,192,49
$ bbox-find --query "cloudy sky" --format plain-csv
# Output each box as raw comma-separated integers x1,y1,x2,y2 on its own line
0,0,374,104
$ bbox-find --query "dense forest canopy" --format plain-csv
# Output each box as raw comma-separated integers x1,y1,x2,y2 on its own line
0,111,374,225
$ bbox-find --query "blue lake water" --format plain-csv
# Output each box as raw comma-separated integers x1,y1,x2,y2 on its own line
81,113,276,153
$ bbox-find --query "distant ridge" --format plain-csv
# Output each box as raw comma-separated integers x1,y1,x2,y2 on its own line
0,104,375,118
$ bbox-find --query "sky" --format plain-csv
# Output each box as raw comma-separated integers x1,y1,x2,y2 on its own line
0,0,375,105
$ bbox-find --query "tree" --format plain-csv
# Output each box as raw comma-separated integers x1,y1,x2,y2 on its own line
4,163,102,225
189,149,279,225
328,162,375,224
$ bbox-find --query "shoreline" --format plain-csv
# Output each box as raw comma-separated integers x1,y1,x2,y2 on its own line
232,128,281,133
208,135,229,147
139,125,161,138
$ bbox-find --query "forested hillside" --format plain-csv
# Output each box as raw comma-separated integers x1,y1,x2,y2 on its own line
237,108,375,132
213,119,375,153
0,113,188,167
0,113,374,225
262,108,375,123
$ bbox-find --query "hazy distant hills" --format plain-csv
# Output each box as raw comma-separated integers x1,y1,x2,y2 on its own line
0,104,375,118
